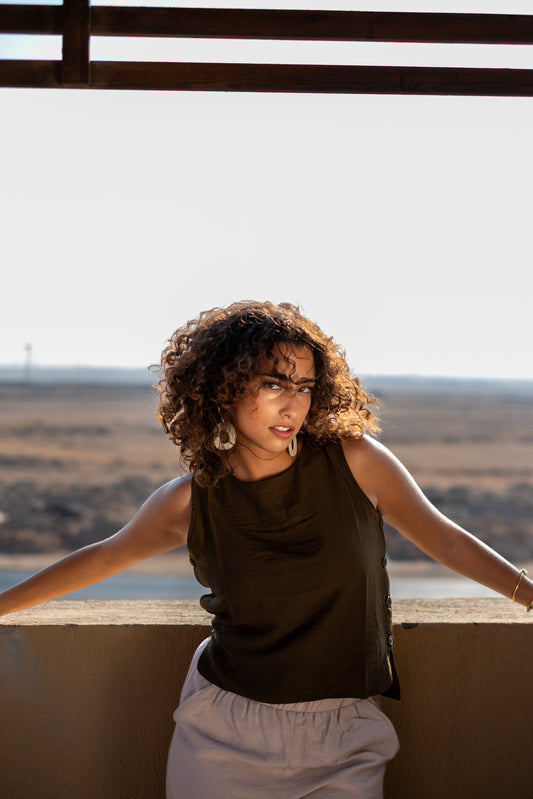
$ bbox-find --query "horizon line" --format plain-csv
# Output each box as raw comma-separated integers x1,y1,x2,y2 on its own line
1,363,533,384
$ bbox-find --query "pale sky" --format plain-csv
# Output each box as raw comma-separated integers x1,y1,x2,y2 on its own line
1,0,533,379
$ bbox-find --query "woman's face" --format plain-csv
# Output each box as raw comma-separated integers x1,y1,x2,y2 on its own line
232,343,316,460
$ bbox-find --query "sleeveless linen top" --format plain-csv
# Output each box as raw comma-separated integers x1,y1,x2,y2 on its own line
187,440,399,704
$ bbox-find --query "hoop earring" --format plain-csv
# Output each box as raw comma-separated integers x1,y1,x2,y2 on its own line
213,422,237,451
288,436,298,457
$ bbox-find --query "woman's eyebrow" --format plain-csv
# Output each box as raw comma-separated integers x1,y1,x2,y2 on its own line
260,372,316,385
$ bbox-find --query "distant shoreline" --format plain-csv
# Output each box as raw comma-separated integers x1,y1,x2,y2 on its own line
0,550,194,576
2,551,531,583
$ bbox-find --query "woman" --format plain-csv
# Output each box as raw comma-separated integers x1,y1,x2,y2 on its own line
0,300,531,798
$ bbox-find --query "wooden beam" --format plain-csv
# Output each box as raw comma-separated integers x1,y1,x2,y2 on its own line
1,5,532,95
1,5,533,44
90,62,533,97
1,60,532,96
89,8,533,44
0,60,61,88
62,0,90,86
0,4,62,35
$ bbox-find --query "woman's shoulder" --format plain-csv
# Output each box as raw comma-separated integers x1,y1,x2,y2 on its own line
340,433,389,464
155,470,193,493
339,436,397,510
147,472,193,524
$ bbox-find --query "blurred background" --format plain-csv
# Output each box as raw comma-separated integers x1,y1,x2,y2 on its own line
1,0,532,598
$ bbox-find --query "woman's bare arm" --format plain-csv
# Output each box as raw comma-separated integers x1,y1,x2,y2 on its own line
342,437,533,609
0,474,192,617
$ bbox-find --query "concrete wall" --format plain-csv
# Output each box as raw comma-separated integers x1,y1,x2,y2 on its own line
1,599,531,799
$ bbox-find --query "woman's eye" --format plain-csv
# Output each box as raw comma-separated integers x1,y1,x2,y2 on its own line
260,380,313,394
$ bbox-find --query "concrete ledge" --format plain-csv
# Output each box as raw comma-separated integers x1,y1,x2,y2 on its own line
1,599,531,798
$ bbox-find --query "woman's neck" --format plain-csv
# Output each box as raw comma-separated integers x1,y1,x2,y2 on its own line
227,444,297,483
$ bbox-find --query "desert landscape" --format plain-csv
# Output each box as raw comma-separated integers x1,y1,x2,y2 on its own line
1,373,532,578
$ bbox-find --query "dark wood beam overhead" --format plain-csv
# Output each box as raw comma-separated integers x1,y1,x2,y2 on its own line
4,60,533,97
1,5,533,43
61,0,90,85
90,62,533,97
0,4,62,35
88,8,533,44
1,2,532,95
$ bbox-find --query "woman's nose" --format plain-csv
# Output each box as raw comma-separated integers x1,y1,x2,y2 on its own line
279,388,299,412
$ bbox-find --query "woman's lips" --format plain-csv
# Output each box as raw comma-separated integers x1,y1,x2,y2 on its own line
269,426,294,440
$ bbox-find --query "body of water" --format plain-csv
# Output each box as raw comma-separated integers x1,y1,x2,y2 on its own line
0,570,501,601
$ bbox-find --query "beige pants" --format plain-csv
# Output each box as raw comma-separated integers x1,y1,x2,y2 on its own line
166,639,399,799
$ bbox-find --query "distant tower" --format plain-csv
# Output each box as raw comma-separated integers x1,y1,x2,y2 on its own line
24,343,33,382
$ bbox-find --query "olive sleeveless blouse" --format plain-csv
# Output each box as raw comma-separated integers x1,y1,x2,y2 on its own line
187,440,399,704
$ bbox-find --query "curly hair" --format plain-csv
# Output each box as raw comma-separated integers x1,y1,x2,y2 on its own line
157,301,379,486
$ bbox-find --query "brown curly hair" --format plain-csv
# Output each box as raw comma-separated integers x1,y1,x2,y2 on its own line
157,301,379,486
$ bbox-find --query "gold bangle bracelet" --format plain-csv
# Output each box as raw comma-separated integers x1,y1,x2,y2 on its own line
512,569,527,602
